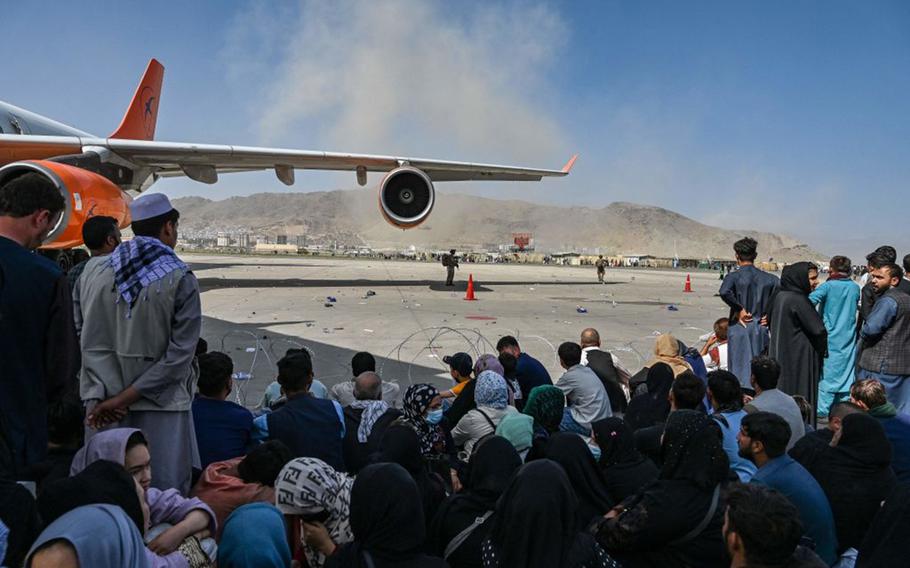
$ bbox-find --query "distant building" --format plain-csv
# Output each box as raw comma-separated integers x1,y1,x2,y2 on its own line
216,233,230,247
277,235,288,245
238,233,250,248
254,243,297,255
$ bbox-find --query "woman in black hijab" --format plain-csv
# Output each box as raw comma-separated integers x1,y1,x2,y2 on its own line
0,476,41,568
857,483,910,568
482,459,619,568
591,418,659,502
592,410,730,568
374,424,447,532
429,436,522,568
327,463,446,568
540,433,613,528
768,262,827,426
624,363,674,431
37,460,147,533
808,412,896,554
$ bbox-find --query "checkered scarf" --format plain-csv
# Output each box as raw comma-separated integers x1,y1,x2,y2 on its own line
110,236,187,309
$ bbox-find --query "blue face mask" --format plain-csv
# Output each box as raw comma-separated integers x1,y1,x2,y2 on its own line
426,408,443,425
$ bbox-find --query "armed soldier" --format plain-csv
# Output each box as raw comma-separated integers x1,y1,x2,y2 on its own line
442,248,459,286
596,255,607,283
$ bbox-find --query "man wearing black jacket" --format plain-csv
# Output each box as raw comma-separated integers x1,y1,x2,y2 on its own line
580,328,629,414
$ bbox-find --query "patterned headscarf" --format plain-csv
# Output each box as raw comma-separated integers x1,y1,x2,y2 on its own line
275,458,354,568
110,236,187,310
522,385,565,433
349,400,390,443
475,371,509,410
401,384,446,456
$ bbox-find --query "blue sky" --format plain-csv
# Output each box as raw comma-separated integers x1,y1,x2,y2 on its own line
2,1,908,258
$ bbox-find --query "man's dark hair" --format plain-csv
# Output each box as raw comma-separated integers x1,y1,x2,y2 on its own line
237,440,292,486
792,395,812,425
352,351,376,376
131,208,179,238
725,483,803,566
866,253,890,270
496,335,520,352
672,371,706,410
708,370,743,412
195,338,208,356
277,351,313,392
829,401,863,421
829,255,851,275
750,356,781,391
868,246,897,264
197,352,233,397
126,431,148,453
499,352,518,379
81,216,118,250
903,253,910,274
0,172,65,217
733,238,758,262
741,412,791,458
883,263,904,281
557,342,582,367
47,400,85,447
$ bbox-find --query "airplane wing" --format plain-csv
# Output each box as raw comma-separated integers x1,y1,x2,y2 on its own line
0,134,576,185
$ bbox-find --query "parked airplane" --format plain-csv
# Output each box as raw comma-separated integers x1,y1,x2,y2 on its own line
0,59,576,268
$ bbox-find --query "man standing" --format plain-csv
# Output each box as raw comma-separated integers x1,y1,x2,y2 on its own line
900,254,910,295
719,238,780,388
0,172,78,477
579,328,628,414
442,248,458,286
737,412,838,566
859,263,910,412
859,246,897,326
67,215,121,290
595,255,607,283
77,193,201,494
555,342,611,435
496,335,551,401
808,256,860,417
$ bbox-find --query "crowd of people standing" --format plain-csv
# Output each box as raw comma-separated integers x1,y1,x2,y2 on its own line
1,172,910,568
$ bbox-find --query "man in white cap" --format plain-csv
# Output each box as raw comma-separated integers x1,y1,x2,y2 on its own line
74,193,201,494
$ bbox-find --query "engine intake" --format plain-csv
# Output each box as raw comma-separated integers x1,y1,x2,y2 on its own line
0,160,131,249
378,166,435,229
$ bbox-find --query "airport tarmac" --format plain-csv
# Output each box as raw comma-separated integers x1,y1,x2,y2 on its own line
191,254,732,408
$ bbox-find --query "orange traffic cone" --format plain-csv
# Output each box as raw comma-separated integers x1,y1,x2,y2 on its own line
464,274,478,301
684,274,693,293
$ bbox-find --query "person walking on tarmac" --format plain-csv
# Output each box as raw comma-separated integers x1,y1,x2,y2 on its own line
596,255,607,283
442,249,459,286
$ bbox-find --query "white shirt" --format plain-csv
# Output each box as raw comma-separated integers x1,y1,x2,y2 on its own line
702,342,729,371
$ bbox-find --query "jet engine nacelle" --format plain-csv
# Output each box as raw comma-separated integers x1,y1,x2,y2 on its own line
378,166,435,229
0,160,131,249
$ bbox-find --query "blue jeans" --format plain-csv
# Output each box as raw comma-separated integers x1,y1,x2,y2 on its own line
559,408,591,436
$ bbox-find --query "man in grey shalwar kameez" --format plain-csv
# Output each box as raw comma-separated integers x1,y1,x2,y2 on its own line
74,193,201,494
719,238,780,389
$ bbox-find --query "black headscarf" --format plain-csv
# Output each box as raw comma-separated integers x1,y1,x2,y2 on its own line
659,410,729,489
332,463,429,566
541,433,613,527
464,436,522,505
0,478,41,568
779,262,815,296
826,412,892,473
857,484,910,568
624,363,673,430
592,418,641,467
375,424,446,529
37,460,145,535
488,460,598,568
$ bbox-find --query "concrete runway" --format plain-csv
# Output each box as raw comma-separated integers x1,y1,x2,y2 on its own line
190,254,731,407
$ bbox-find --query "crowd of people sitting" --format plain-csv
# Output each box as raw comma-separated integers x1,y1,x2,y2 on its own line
1,175,910,567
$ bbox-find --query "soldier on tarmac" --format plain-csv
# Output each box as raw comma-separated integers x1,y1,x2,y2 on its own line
596,255,607,283
442,249,459,286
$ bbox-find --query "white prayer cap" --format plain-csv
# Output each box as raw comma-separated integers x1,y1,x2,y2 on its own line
130,193,174,222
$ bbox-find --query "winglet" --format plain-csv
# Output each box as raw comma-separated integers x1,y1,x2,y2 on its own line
561,154,579,174
110,58,164,140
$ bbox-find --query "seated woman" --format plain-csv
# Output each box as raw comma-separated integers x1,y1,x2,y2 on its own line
452,372,517,456
623,363,674,431
191,440,291,536
26,504,147,568
591,410,730,568
541,433,614,529
274,457,355,568
591,418,659,503
71,428,217,565
481,459,619,568
218,503,291,568
325,463,447,567
521,385,566,460
429,436,522,568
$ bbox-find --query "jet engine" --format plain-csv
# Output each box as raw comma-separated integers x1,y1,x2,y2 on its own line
378,166,435,229
0,160,131,249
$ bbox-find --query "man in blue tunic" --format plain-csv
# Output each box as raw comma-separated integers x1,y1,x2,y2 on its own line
809,256,861,418
719,238,779,389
